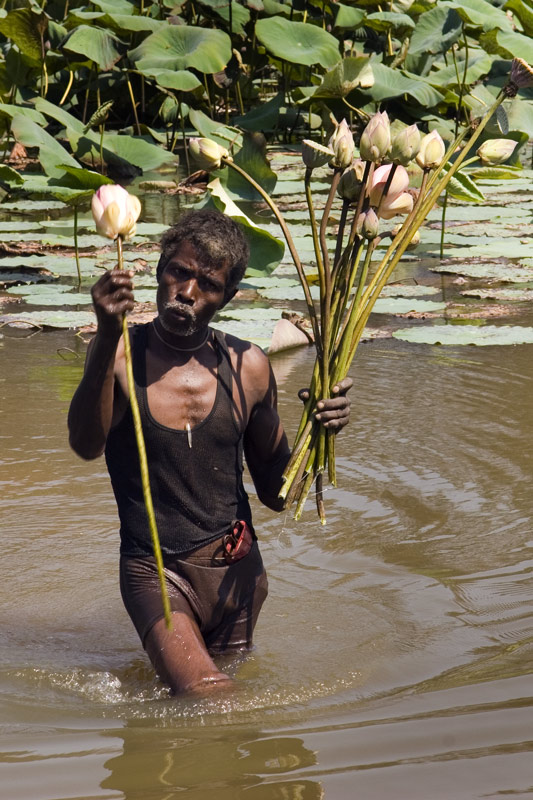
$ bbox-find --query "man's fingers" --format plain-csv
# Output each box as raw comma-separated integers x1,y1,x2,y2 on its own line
331,377,353,396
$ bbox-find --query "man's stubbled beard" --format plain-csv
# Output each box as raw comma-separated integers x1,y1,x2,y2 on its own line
159,301,198,336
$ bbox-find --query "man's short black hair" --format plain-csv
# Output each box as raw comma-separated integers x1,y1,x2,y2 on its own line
157,209,249,299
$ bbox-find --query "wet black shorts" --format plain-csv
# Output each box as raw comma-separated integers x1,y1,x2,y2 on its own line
119,537,268,654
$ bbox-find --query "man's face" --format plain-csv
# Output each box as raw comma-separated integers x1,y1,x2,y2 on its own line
156,240,232,336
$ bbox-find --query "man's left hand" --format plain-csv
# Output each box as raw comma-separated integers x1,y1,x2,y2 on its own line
298,377,352,432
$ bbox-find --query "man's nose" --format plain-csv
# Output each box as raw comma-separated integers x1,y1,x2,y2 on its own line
177,278,196,304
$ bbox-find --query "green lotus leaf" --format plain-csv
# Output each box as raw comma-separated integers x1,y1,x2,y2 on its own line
0,220,40,231
217,307,286,320
262,0,292,16
407,5,462,55
0,7,47,67
210,318,277,350
62,25,122,71
393,324,533,346
373,298,446,314
310,57,374,99
10,114,79,178
128,26,231,74
16,290,92,306
461,287,533,301
333,4,365,30
91,0,135,12
255,17,341,68
217,131,277,201
48,187,95,205
0,164,23,185
140,68,202,92
469,165,522,181
0,310,96,328
430,261,533,282
34,96,84,133
505,0,533,36
380,285,442,298
365,11,415,33
0,103,47,125
257,284,320,301
443,0,512,31
506,98,533,139
7,284,70,296
196,0,251,35
52,165,114,191
235,92,285,131
359,63,444,107
426,52,494,89
208,178,285,276
69,129,177,171
188,108,243,149
480,28,533,62
443,164,485,203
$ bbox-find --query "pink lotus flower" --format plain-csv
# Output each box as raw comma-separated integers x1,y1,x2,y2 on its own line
369,164,413,219
91,184,141,240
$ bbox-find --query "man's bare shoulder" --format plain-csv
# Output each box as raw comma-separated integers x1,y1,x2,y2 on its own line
221,331,273,393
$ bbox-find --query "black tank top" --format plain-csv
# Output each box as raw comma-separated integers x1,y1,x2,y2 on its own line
105,324,253,556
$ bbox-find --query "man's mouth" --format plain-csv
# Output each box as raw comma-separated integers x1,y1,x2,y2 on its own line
162,302,197,333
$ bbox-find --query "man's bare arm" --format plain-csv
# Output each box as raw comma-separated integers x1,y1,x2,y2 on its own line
67,269,134,460
242,351,352,511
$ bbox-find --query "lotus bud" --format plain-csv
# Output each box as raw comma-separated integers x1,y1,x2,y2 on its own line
189,137,229,171
369,163,409,208
357,209,380,239
359,111,391,163
91,184,142,241
328,119,355,169
302,139,335,169
416,130,445,170
390,124,421,166
379,191,414,220
337,159,365,202
476,138,517,165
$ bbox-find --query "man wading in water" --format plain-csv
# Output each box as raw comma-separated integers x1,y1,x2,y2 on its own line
68,209,351,695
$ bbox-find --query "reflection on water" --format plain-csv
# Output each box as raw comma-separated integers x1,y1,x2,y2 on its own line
1,329,532,799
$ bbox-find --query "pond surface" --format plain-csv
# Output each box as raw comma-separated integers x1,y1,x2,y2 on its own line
1,324,532,799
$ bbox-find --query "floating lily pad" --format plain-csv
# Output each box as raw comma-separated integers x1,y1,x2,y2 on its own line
257,284,321,301
240,276,299,290
131,289,156,304
0,200,66,212
16,292,92,306
373,298,446,314
7,283,71,295
430,261,533,282
380,284,442,297
217,307,285,321
0,310,96,329
392,324,533,346
461,287,533,301
0,221,42,231
210,318,277,350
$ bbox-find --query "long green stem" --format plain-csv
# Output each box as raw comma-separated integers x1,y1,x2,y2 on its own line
73,205,82,289
116,236,172,629
223,157,322,357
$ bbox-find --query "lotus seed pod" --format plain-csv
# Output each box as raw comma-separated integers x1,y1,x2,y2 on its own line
509,57,533,91
416,130,445,170
301,139,335,169
476,138,517,165
91,184,141,241
390,124,421,166
328,119,355,169
359,111,391,163
189,137,229,171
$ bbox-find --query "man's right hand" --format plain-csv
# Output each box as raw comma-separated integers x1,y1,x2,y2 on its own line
91,268,135,336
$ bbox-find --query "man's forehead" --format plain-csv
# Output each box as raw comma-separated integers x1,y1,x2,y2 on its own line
166,242,231,277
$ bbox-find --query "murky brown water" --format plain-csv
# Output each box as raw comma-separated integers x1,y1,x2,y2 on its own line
1,325,532,800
